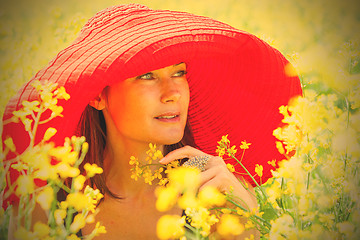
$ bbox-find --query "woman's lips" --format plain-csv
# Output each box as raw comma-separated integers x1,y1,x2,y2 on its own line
154,112,180,122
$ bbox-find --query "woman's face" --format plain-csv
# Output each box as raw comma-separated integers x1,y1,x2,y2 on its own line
103,63,190,146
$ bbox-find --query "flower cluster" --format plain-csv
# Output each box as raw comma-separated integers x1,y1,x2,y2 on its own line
216,135,255,177
266,86,360,239
1,81,106,239
130,140,261,239
129,143,180,186
155,166,249,239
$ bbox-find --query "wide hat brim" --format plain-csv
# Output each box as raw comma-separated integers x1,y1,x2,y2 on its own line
3,4,302,192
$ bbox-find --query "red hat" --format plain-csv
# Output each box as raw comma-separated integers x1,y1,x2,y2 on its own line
2,4,302,204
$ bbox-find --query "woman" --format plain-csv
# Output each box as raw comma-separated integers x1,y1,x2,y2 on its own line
3,3,302,239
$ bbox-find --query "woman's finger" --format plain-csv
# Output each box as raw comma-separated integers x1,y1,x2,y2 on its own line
199,167,218,186
199,177,228,193
159,145,207,164
199,165,233,192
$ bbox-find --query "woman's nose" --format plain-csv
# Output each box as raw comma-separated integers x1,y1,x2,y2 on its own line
160,80,181,103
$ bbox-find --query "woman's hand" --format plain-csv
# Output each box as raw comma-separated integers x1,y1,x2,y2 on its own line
159,145,257,210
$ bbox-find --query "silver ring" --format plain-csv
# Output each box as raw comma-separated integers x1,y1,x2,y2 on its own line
182,155,210,171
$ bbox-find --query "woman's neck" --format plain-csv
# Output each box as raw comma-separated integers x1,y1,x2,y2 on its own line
103,137,164,200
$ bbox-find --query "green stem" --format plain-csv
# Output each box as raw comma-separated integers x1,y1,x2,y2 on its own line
48,185,60,230
314,169,330,194
17,195,24,228
225,198,272,228
280,178,287,211
24,194,36,230
74,144,88,168
229,153,279,217
65,207,76,230
230,153,261,190
30,105,44,148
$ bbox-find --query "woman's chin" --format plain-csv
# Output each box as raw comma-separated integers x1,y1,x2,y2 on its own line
155,134,184,146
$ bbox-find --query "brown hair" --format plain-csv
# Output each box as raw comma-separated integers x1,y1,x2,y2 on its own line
77,104,196,199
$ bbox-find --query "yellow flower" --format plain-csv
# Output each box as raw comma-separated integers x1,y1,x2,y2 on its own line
4,137,16,152
244,220,255,229
70,214,86,233
267,159,277,167
84,163,103,177
158,178,169,186
50,105,64,117
269,214,294,238
22,118,33,132
221,209,232,214
34,162,58,181
217,214,244,237
178,192,199,209
54,86,70,100
220,135,230,144
85,213,96,224
154,149,164,160
130,165,142,181
22,100,40,112
87,222,107,238
129,156,138,165
49,145,77,164
198,186,226,207
255,164,263,177
284,62,298,77
15,175,35,195
227,145,237,156
168,167,200,192
143,169,155,185
66,234,81,240
216,146,226,158
154,167,164,180
43,127,57,142
157,215,185,240
11,162,28,172
14,226,36,240
33,222,50,238
36,186,54,210
226,163,235,172
155,186,179,212
266,179,281,204
275,141,285,154
31,80,43,91
186,207,218,237
240,140,251,150
73,175,86,191
56,162,80,179
66,192,93,212
82,141,89,154
54,209,67,225
216,135,234,157
84,185,104,203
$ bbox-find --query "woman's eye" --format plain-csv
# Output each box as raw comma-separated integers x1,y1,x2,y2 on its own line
173,70,187,77
137,73,154,80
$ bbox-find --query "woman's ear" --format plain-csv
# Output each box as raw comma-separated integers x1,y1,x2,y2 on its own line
89,94,106,110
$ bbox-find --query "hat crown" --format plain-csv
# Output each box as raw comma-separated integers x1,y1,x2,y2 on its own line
82,4,150,32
